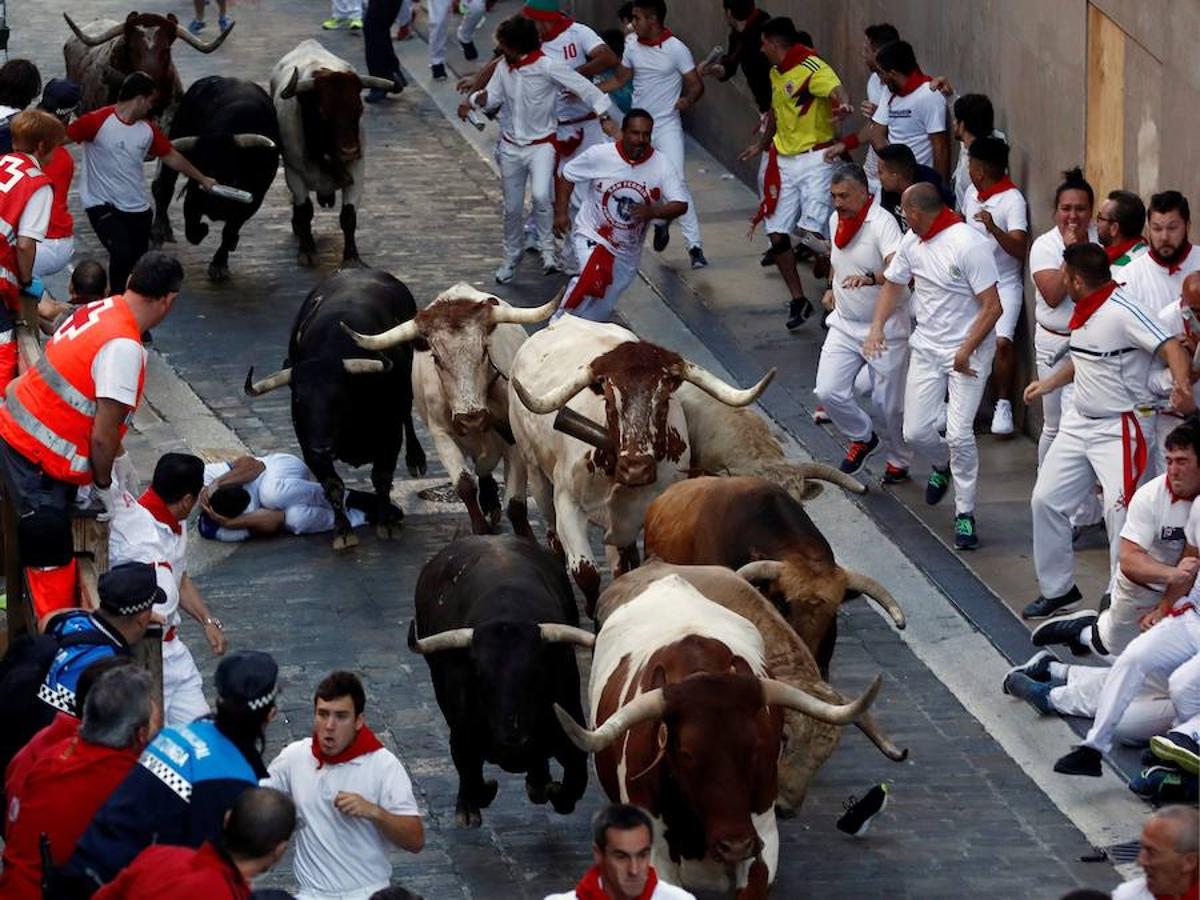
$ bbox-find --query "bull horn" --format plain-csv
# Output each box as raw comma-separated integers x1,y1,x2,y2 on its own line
343,358,390,375
538,623,596,648
174,18,235,53
761,673,881,725
63,13,124,46
679,361,775,408
794,462,867,495
279,68,317,100
243,366,291,396
842,571,906,630
171,136,199,153
340,318,419,350
735,560,784,584
554,688,666,753
553,407,614,451
854,710,909,762
491,285,565,325
232,134,277,150
512,364,595,415
360,74,400,92
409,627,474,654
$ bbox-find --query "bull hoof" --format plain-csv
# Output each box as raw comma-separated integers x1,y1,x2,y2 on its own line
546,782,576,815
455,803,482,828
407,459,427,477
332,532,359,551
376,522,403,540
297,250,317,267
477,779,498,809
185,222,209,245
525,779,550,805
207,261,231,282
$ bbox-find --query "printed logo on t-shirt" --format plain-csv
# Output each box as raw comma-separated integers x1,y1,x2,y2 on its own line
595,178,660,243
1161,526,1186,543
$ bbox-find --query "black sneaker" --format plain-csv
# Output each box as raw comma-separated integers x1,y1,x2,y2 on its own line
1151,732,1200,775
1021,585,1083,621
1054,745,1102,777
924,465,950,505
431,63,448,81
840,433,880,474
461,40,479,61
1030,609,1096,656
786,296,813,331
760,246,777,267
835,784,888,837
653,223,670,252
954,513,978,550
880,463,910,485
1006,650,1058,684
689,246,708,269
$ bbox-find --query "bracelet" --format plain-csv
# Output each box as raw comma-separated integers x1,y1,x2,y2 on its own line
204,616,224,630
842,134,860,152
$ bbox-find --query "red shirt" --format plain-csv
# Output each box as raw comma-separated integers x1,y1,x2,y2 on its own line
4,712,79,822
0,737,139,900
95,842,251,899
42,144,74,239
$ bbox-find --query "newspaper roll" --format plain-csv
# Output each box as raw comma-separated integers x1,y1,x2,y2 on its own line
209,184,254,204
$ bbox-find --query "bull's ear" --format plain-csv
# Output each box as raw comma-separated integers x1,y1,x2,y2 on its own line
413,337,430,353
649,664,667,691
167,12,178,24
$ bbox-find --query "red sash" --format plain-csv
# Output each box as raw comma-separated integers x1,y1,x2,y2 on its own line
564,244,616,310
1120,412,1149,512
1105,236,1143,263
510,50,545,70
638,28,674,47
752,143,781,229
139,488,182,535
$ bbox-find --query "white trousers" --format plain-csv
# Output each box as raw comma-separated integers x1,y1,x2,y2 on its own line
395,0,413,27
1034,325,1072,465
427,0,453,65
649,116,701,249
1050,665,1174,746
33,236,74,278
1083,610,1200,752
814,323,911,468
553,235,640,323
456,0,487,44
330,0,362,19
164,637,210,728
1097,578,1163,657
902,338,996,514
1031,407,1154,598
499,140,556,261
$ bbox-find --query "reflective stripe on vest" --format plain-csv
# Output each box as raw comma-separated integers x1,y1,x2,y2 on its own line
2,380,91,476
34,353,97,416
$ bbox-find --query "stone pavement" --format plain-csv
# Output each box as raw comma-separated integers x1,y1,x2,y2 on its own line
7,0,1135,896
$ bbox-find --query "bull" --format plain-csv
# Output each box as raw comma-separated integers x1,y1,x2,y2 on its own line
270,40,400,268
508,316,773,616
342,283,562,537
644,476,906,677
555,574,879,898
150,76,280,281
408,535,594,827
243,268,426,550
64,11,233,126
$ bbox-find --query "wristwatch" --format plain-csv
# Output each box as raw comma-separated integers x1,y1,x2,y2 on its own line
204,616,224,631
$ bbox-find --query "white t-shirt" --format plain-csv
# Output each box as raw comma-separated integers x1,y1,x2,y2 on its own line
92,337,146,406
67,105,172,212
562,142,688,257
108,489,188,626
1114,474,1192,600
479,55,612,146
961,183,1028,291
884,220,999,350
862,72,885,181
7,155,53,241
264,738,420,897
1029,224,1100,333
1111,877,1153,900
1119,244,1200,316
827,199,907,338
621,35,696,125
872,81,947,168
952,128,1006,210
545,877,696,900
542,22,606,124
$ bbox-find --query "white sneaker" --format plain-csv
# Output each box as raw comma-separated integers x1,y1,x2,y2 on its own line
541,251,559,275
812,405,831,424
991,399,1014,436
495,258,517,284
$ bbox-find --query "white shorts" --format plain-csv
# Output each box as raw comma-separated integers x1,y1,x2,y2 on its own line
994,280,1024,341
33,236,74,278
763,148,834,238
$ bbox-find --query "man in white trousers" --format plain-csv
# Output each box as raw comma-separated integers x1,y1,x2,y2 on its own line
814,163,911,483
461,15,617,284
600,0,708,269
866,183,1001,551
552,108,687,321
1023,244,1196,621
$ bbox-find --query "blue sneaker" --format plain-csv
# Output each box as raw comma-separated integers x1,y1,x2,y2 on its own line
925,465,950,505
188,18,206,33
1007,650,1059,684
219,15,231,30
1001,670,1055,714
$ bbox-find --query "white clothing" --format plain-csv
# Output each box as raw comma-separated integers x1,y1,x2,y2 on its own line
74,108,169,212
992,281,1024,342
952,129,1006,211
426,0,453,66
13,183,52,242
542,22,606,124
1049,666,1174,746
762,146,833,238
961,184,1027,339
1112,877,1154,900
1069,285,1168,418
556,234,641,322
1030,224,1099,334
499,139,557,260
544,877,696,900
476,55,612,147
827,201,905,334
455,0,487,45
621,35,696,127
1119,245,1200,316
1035,327,1073,464
648,116,702,248
330,0,361,17
32,235,74,277
862,72,884,183
264,739,420,898
872,82,947,169
163,637,210,727
91,337,146,406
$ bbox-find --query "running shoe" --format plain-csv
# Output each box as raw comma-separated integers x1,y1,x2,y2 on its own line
924,465,950,505
840,432,879,474
836,784,888,837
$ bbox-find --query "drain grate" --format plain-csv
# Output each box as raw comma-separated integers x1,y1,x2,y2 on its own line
417,482,459,503
1104,841,1142,864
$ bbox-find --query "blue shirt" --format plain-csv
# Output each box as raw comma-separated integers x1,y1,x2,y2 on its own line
38,610,127,716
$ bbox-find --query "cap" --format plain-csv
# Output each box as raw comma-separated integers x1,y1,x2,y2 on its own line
98,561,165,616
215,650,279,711
522,0,564,21
39,78,82,118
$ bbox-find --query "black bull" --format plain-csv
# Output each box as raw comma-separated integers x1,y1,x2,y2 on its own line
151,76,281,281
244,268,426,548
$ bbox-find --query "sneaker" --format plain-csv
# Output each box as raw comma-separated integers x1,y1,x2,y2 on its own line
365,88,389,103
840,432,880,474
1030,609,1096,656
760,246,777,267
1151,732,1200,775
322,17,349,29
541,251,559,275
991,399,1014,436
689,247,709,269
395,24,412,40
391,70,408,92
1006,650,1058,684
188,18,206,33
835,784,888,837
812,405,831,425
954,513,978,550
786,297,813,331
653,223,670,252
495,258,518,284
1021,585,1083,621
1053,745,1102,777
218,14,231,30
1130,765,1198,802
924,465,950,505
431,63,448,81
880,463,910,485
348,18,363,30
1001,670,1055,714
461,40,479,60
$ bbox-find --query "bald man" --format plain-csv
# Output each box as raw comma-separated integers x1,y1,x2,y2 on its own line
1112,806,1197,899
1150,271,1200,465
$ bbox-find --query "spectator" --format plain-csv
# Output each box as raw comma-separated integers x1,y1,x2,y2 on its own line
874,142,953,232
950,94,1003,210
701,0,773,117
63,650,280,892
189,0,230,34
95,787,297,899
1111,806,1198,900
33,78,82,280
1120,191,1198,316
823,22,899,196
0,59,42,151
1096,189,1148,267
324,0,363,31
264,671,423,899
618,2,635,34
544,803,694,899
871,40,950,182
1,666,157,900
363,0,409,103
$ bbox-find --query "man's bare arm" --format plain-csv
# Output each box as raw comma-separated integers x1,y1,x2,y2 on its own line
91,398,132,487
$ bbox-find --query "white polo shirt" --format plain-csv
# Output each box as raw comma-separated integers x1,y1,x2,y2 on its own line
884,219,999,351
478,54,612,145
108,490,187,626
264,738,420,898
872,81,946,168
961,183,1028,292
1113,474,1192,603
1029,224,1100,334
827,199,907,339
542,21,606,124
621,34,696,125
1119,244,1200,316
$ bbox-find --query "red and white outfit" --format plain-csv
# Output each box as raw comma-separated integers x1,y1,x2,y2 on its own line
961,177,1028,340
68,106,172,213
883,209,999,514
554,141,687,321
1120,243,1200,316
540,16,610,163
871,71,946,169
621,30,702,250
815,197,911,469
545,866,696,900
0,151,52,389
1031,282,1170,601
33,144,75,278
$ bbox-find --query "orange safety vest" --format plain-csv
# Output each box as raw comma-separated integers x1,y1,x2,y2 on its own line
0,295,145,484
0,152,52,311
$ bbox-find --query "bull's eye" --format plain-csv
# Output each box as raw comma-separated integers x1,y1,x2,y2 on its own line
431,353,442,367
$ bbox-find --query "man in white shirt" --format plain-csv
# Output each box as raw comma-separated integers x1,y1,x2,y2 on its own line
866,183,1001,550
870,41,949,184
950,93,1004,211
600,0,708,269
814,163,910,482
1109,807,1198,900
460,15,617,283
961,137,1028,437
1097,189,1148,269
264,671,423,900
1120,191,1199,316
552,109,688,321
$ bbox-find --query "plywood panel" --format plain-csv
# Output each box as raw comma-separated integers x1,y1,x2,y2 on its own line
1086,4,1125,200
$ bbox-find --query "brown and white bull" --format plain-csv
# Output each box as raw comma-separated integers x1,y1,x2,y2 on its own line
555,574,880,897
270,40,400,267
508,316,773,616
644,476,906,677
343,283,562,536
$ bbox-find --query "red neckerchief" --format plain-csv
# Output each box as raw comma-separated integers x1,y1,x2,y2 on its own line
540,13,574,43
1150,242,1193,275
574,864,659,900
615,140,654,166
977,175,1017,202
638,27,674,47
1068,280,1118,329
775,43,814,72
138,487,182,535
834,195,873,249
1105,235,1144,262
509,49,545,70
918,207,962,242
1154,878,1199,900
311,725,384,769
893,68,932,97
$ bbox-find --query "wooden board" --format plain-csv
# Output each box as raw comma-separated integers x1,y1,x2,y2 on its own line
1086,3,1126,200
